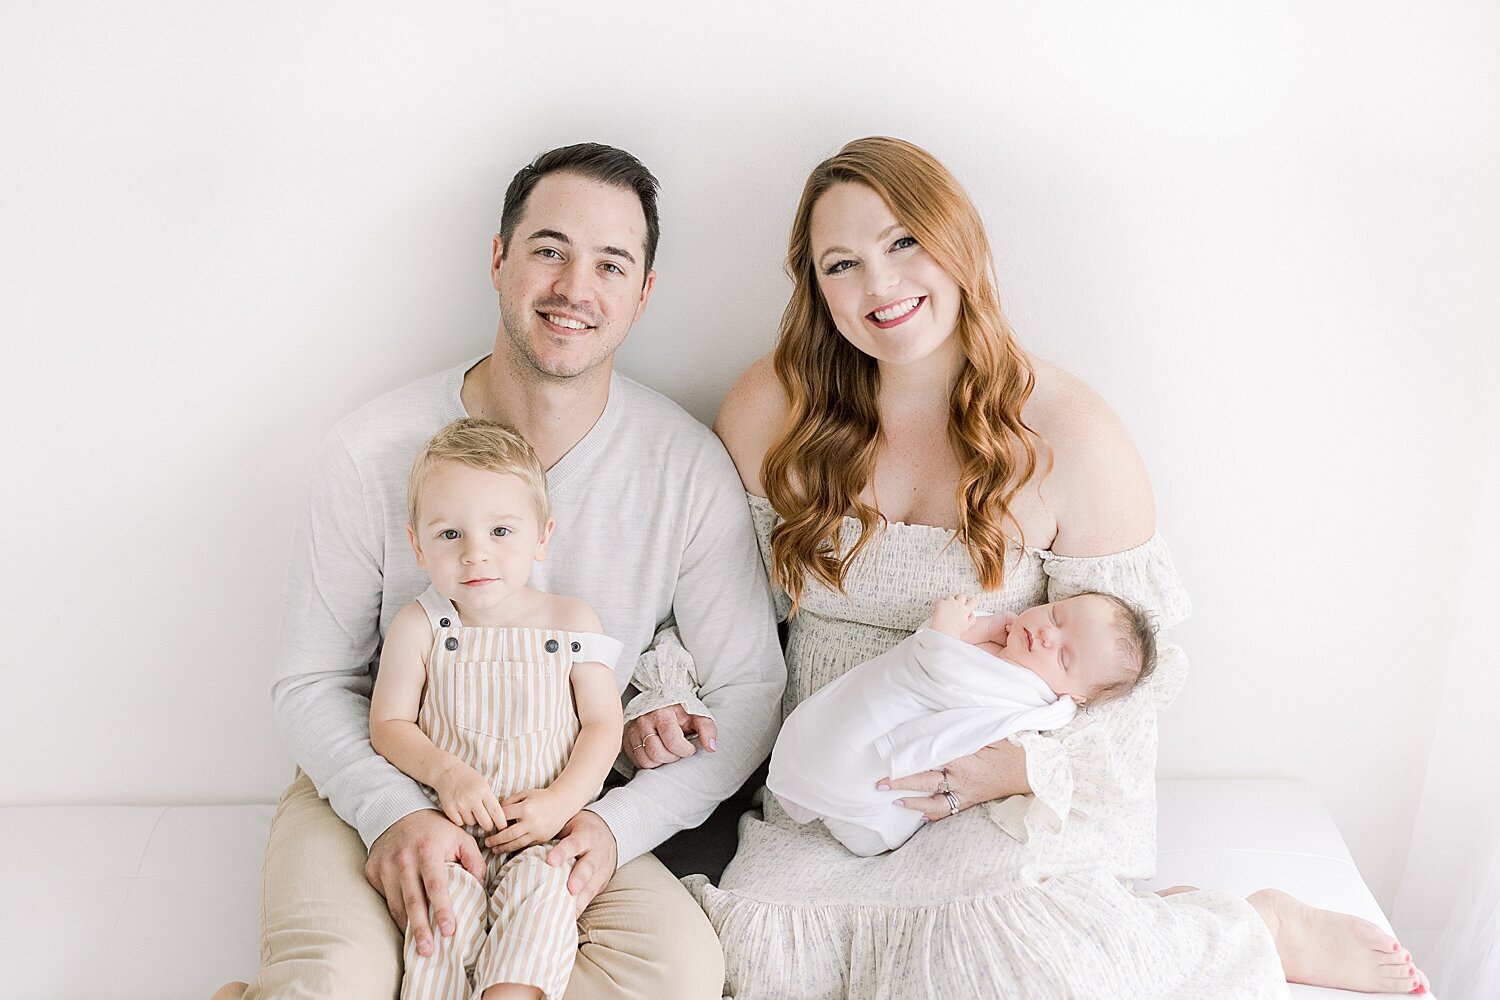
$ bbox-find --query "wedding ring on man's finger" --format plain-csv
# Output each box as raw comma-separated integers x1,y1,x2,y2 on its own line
942,790,961,816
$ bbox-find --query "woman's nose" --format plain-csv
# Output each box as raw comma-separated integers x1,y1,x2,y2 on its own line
864,261,899,296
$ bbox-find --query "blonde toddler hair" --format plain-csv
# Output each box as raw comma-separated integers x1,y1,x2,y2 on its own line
407,418,550,529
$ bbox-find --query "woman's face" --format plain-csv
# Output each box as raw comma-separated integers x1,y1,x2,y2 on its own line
808,182,963,370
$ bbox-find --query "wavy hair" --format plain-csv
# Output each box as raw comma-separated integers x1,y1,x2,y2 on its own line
764,137,1043,611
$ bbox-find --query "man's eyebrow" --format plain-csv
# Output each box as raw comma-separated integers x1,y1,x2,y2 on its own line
525,229,636,266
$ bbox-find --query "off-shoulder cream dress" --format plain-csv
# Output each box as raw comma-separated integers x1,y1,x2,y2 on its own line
684,495,1288,1000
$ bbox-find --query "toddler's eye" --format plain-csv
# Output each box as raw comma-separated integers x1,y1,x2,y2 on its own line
440,529,459,541
492,526,511,537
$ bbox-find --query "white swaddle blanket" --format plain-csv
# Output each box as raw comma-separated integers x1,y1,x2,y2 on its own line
767,625,1078,856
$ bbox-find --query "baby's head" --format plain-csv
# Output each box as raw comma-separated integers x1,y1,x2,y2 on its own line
997,592,1158,707
406,418,553,607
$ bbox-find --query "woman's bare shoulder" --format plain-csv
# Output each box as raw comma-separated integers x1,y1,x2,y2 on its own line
1025,356,1156,555
714,353,788,496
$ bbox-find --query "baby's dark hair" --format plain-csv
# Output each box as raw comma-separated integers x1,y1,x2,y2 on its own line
1081,591,1159,708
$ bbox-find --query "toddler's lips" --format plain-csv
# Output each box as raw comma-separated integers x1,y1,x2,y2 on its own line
462,577,498,587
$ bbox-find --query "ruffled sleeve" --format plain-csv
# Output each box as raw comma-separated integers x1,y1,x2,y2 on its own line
984,533,1191,843
622,621,715,723
747,494,793,623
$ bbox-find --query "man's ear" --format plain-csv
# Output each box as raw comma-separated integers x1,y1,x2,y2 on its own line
491,233,507,291
534,517,555,562
633,268,657,322
407,523,426,568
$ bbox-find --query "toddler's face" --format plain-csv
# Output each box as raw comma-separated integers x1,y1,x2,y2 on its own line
997,595,1124,704
407,462,551,616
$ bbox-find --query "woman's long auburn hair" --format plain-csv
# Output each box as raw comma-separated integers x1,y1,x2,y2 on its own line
764,137,1043,612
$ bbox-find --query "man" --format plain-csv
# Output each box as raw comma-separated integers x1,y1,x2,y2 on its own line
221,143,783,999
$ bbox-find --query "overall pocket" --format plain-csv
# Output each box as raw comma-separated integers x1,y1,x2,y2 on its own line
452,661,551,741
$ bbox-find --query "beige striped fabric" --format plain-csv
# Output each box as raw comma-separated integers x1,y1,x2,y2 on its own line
401,585,618,1000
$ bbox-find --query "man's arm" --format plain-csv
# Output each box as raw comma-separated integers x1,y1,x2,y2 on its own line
585,436,785,867
271,431,434,843
272,429,484,957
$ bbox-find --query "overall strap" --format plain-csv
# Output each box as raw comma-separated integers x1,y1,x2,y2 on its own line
415,584,461,631
567,633,625,672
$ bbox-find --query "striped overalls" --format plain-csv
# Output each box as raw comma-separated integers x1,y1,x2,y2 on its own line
401,585,622,1000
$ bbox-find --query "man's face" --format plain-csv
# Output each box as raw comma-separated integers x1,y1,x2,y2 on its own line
492,172,656,381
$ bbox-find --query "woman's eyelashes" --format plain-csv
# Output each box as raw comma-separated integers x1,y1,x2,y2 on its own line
820,236,920,276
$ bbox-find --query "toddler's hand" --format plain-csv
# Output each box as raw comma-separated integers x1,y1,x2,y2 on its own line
486,787,573,853
930,593,979,636
431,760,507,832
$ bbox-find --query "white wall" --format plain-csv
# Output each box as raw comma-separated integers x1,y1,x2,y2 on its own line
2,2,1495,915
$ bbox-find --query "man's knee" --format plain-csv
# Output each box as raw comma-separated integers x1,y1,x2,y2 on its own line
247,773,403,1000
570,854,724,999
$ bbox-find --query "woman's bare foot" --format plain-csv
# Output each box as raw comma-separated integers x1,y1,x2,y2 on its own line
1156,884,1199,897
1248,888,1427,994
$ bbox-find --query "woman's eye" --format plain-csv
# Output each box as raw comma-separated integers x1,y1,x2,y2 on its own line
440,529,459,540
892,235,918,251
823,259,855,275
492,526,511,537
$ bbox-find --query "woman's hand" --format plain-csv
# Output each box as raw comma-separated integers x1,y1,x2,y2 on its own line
430,759,507,832
623,704,718,769
880,739,1031,822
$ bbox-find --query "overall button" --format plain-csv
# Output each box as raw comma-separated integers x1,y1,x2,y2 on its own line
439,617,451,628
545,639,559,653
571,641,582,653
444,637,459,651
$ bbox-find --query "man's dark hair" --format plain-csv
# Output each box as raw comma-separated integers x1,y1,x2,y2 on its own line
499,142,661,276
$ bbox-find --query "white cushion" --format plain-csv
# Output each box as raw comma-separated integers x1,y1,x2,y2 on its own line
0,781,1407,999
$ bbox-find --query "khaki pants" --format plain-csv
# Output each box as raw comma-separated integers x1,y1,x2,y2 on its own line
244,773,724,1000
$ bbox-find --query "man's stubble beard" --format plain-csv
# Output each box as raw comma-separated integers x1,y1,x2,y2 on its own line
497,297,614,386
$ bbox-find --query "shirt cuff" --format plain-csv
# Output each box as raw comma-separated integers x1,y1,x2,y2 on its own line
355,783,441,849
586,785,658,868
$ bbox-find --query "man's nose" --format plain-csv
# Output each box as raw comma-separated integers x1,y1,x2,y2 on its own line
553,259,591,303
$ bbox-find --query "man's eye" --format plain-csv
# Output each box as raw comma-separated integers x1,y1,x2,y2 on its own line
440,529,459,540
536,247,562,259
823,259,855,275
492,526,511,537
599,261,624,275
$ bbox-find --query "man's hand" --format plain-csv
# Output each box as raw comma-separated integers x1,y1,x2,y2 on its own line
485,787,572,853
545,809,617,915
364,809,486,957
623,703,717,769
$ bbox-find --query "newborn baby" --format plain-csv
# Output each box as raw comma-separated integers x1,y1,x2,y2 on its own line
767,591,1157,856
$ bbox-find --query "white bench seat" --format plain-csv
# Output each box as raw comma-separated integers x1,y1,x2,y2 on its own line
0,780,1409,999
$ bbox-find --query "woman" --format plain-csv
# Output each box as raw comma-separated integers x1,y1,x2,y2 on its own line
678,138,1425,998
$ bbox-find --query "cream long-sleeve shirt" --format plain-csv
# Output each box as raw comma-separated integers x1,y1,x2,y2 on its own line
272,358,784,865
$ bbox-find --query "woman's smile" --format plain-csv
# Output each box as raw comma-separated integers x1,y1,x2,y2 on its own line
867,296,925,329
